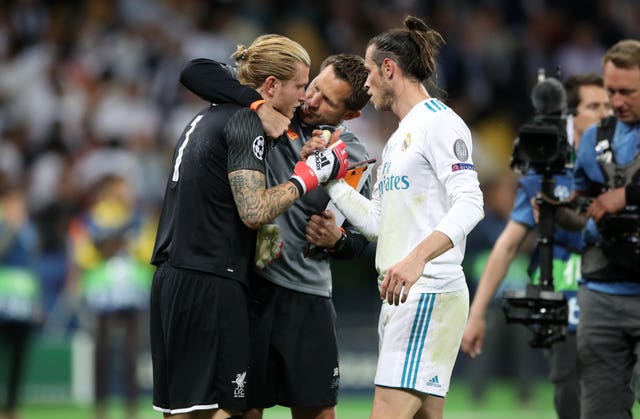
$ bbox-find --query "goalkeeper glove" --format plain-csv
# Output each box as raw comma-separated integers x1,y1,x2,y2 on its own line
289,140,348,195
255,224,283,269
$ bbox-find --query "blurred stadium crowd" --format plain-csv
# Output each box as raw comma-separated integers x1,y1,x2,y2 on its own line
0,0,639,409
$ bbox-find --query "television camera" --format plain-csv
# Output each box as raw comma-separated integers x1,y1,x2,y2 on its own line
503,70,572,348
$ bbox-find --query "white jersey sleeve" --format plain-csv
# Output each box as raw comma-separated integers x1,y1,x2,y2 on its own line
325,178,381,242
424,110,485,245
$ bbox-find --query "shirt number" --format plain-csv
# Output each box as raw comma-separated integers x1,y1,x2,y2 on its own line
172,115,203,182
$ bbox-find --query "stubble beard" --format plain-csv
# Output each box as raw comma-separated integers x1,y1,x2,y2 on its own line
375,86,394,112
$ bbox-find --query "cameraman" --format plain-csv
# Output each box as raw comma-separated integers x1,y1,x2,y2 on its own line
568,39,640,418
462,73,611,419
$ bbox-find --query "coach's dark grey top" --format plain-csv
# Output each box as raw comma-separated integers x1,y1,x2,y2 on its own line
179,58,371,297
262,121,369,296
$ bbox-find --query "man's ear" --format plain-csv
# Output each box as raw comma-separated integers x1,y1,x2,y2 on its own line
342,110,361,121
382,58,394,79
263,76,278,97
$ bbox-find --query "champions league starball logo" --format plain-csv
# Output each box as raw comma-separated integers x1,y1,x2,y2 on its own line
252,136,265,160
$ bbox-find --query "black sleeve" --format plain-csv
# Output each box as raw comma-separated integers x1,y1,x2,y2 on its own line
329,223,369,260
225,108,266,173
180,58,262,107
626,183,640,207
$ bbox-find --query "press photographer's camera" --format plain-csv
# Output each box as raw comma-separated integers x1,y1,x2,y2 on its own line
503,70,570,348
598,211,640,275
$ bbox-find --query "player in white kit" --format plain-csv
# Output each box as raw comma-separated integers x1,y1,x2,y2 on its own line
325,16,484,419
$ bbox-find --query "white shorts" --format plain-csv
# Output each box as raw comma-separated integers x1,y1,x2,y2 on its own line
374,287,469,397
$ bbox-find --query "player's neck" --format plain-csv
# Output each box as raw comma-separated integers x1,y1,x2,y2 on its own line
393,82,430,121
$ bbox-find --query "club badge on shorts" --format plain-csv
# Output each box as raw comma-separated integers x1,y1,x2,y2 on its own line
232,371,247,398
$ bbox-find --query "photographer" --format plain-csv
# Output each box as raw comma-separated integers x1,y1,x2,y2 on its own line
462,74,611,418
565,39,640,419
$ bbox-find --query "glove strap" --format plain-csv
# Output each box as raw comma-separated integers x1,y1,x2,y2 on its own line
289,176,305,196
291,161,319,195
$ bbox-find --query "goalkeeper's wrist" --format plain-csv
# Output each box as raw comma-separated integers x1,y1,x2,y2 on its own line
290,161,319,196
289,177,305,196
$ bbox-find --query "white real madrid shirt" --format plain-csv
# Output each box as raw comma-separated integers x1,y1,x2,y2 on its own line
327,98,484,293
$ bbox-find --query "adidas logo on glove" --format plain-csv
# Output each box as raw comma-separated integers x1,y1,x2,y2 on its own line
290,140,349,195
314,150,331,170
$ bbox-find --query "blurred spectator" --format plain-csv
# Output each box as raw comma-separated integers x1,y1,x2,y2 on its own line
0,128,25,186
67,174,155,419
28,121,77,318
555,21,606,78
0,172,41,419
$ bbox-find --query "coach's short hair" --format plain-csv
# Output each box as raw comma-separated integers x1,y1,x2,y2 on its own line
320,54,370,112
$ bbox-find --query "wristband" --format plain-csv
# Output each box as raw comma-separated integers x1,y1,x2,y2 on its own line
626,183,640,206
249,99,266,112
289,177,305,196
327,227,347,253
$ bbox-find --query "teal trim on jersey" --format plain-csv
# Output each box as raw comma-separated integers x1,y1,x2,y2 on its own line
433,99,447,110
0,266,40,321
402,293,435,388
531,253,581,292
424,99,447,113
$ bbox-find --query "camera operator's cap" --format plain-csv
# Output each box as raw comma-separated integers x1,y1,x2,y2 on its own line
531,77,567,116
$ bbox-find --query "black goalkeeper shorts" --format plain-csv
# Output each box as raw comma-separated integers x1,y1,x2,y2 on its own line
247,276,339,408
150,263,250,414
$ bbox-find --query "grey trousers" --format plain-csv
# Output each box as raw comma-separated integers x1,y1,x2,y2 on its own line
577,286,640,419
548,332,579,419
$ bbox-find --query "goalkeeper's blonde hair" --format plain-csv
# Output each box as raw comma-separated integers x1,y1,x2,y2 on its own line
232,34,310,89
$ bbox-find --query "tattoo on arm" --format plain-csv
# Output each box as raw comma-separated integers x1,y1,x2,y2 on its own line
229,170,300,229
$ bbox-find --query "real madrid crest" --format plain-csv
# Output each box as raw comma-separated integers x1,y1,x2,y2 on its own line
453,139,469,161
401,133,412,151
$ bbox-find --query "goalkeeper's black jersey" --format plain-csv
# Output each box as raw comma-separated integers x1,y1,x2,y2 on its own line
151,104,266,286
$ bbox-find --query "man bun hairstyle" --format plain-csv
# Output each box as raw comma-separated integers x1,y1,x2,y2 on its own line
232,34,310,89
404,16,444,82
368,15,444,83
